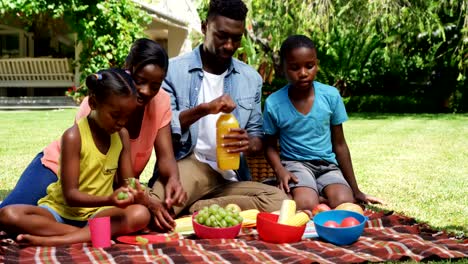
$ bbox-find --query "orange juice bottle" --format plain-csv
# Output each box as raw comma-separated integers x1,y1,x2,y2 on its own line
216,113,240,170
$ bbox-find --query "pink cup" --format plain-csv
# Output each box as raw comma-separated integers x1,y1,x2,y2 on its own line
88,216,111,248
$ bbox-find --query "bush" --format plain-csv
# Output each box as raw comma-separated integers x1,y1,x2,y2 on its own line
344,95,439,113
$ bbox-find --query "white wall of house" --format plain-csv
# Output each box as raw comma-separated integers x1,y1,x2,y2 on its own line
134,0,201,57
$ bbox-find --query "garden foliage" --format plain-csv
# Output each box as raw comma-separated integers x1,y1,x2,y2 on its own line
0,0,151,101
197,0,467,112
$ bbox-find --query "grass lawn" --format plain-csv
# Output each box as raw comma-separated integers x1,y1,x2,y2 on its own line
0,110,467,237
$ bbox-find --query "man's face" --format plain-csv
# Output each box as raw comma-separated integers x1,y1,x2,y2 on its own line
203,15,245,65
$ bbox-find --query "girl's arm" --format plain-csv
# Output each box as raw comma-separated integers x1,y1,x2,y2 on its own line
117,128,134,185
60,125,114,207
117,128,147,205
331,124,383,204
264,134,298,193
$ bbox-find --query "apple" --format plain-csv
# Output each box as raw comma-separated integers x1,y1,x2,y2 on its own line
312,203,331,216
335,202,364,215
225,203,242,214
340,217,360,227
323,220,340,227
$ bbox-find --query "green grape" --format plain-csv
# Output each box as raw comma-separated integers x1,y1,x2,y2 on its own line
196,214,205,224
220,219,227,228
198,204,243,228
235,215,243,223
201,212,210,221
215,213,223,220
126,178,136,189
117,191,128,200
135,236,148,245
218,208,227,218
209,204,220,210
224,215,234,225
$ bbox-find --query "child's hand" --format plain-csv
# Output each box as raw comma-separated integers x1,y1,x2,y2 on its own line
111,187,134,208
277,169,299,193
354,190,385,205
127,179,149,206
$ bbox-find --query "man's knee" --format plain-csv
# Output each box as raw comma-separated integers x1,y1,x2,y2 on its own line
259,184,288,212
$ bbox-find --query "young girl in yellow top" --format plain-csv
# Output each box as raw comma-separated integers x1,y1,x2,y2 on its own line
0,69,151,246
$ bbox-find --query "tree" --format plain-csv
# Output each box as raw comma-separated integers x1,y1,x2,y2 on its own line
195,0,467,111
0,0,151,100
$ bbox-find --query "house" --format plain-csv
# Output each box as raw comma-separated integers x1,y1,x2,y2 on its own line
0,0,201,107
136,0,202,58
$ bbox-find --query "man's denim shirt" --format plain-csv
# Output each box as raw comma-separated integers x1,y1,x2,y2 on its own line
162,45,263,181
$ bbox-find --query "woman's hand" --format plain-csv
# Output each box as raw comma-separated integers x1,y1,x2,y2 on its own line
147,197,176,232
110,187,134,208
164,177,187,208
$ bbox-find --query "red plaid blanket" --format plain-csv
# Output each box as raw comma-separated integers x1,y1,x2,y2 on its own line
1,210,466,263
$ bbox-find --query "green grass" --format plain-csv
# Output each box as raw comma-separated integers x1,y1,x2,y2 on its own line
0,110,467,238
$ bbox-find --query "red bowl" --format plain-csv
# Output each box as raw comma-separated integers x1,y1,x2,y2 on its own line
256,212,306,243
192,212,242,239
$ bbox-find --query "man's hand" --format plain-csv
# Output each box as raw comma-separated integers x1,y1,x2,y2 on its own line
147,197,176,232
164,177,187,208
206,94,236,114
221,128,250,153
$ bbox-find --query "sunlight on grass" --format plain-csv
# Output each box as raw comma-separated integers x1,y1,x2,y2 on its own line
0,111,467,236
346,114,468,235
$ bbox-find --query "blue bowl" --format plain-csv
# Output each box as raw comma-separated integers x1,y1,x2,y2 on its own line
313,210,368,245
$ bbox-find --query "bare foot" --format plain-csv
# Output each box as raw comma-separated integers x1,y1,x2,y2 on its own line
17,234,60,246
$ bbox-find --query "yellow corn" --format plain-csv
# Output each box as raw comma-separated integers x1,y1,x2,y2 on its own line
240,209,259,226
174,216,193,233
283,212,310,226
278,199,296,224
239,209,259,220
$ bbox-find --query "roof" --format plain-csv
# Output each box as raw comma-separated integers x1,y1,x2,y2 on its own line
132,0,201,33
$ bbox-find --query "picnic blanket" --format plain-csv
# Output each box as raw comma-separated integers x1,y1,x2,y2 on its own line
1,210,466,263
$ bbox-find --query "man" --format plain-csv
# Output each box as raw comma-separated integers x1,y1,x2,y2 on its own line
148,0,287,231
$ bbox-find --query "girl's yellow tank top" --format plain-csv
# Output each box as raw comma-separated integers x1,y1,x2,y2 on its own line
38,117,122,221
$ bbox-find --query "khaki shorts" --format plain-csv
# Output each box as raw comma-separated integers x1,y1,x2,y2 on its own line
281,160,350,195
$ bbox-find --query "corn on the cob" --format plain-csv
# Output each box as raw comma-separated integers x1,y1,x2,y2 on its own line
174,216,193,233
239,209,259,226
278,199,296,224
239,209,259,220
283,212,310,226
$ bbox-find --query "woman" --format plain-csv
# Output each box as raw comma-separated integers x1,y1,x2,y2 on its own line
1,39,186,231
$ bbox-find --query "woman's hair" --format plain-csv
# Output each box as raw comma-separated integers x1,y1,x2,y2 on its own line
85,69,136,104
207,0,248,22
125,38,169,75
279,35,316,65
